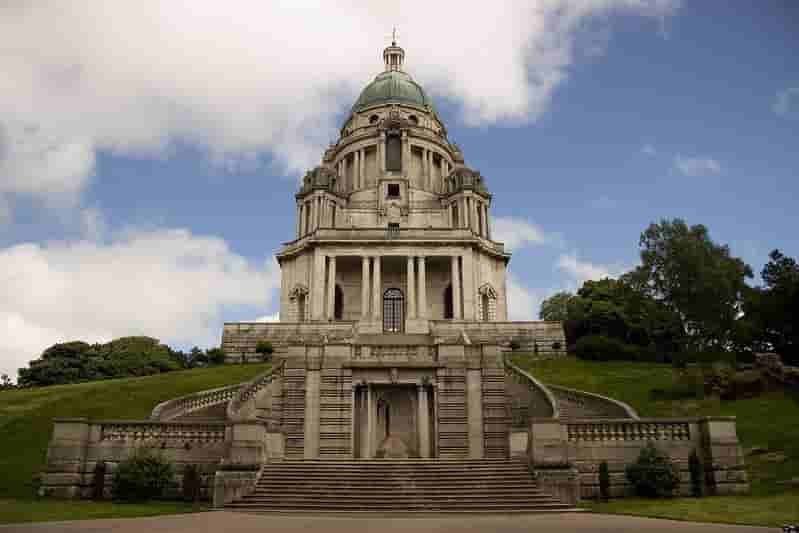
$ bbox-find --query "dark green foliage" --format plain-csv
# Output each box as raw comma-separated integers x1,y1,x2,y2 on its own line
205,348,226,365
18,337,184,387
575,335,639,362
508,340,521,351
599,460,611,501
112,448,174,502
0,374,14,389
181,464,202,503
91,461,106,500
539,291,572,322
689,450,704,497
254,341,274,362
626,219,753,351
625,442,681,498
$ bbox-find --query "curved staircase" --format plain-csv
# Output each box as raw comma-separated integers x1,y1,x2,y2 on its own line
224,458,578,513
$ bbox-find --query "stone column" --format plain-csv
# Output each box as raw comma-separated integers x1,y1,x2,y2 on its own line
304,353,321,458
355,150,361,190
418,256,427,320
440,157,446,192
471,197,478,233
462,248,475,320
361,256,370,319
451,255,462,320
372,255,382,322
482,204,490,238
378,133,386,173
296,203,302,237
447,203,453,227
360,149,366,188
311,249,326,320
326,255,336,320
407,256,416,319
417,385,430,458
466,368,484,459
366,384,374,458
402,132,409,177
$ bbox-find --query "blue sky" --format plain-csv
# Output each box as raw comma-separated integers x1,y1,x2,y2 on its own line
1,1,797,377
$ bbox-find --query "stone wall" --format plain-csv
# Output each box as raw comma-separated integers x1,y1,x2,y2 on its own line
221,322,356,362
40,419,283,501
528,417,748,499
431,320,566,355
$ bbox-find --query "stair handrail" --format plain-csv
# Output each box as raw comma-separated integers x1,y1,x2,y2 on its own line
503,354,560,419
150,382,242,421
547,383,639,419
226,360,285,422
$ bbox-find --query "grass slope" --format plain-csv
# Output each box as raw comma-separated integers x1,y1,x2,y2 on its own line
0,363,270,501
512,355,799,526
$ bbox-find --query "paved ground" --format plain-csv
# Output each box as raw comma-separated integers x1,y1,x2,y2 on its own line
0,511,773,532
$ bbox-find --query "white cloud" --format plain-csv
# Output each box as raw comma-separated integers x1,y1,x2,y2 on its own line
0,228,280,379
673,155,721,177
0,1,678,218
492,217,547,251
773,87,799,117
557,253,623,283
255,312,280,323
506,274,545,320
641,143,656,156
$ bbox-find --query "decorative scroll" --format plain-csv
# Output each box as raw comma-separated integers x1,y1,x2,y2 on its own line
566,421,691,442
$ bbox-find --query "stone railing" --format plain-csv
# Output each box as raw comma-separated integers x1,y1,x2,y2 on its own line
548,384,638,421
150,384,240,421
222,321,356,362
431,321,566,355
226,362,283,422
503,356,559,423
98,420,227,443
566,419,691,442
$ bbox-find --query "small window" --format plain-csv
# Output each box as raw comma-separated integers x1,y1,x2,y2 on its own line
369,114,379,124
387,222,400,239
387,183,400,198
409,115,419,125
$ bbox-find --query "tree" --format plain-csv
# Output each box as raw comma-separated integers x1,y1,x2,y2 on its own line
0,374,13,389
626,219,752,351
743,249,799,363
539,292,573,322
255,341,274,362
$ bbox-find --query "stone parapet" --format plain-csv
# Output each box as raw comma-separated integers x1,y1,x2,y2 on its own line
150,384,240,421
547,384,638,421
431,320,566,356
221,321,356,362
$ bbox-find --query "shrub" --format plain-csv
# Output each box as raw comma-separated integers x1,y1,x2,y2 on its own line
689,450,704,497
205,347,227,366
625,442,680,498
575,335,633,362
181,464,202,503
92,461,106,500
254,341,274,362
112,448,174,502
598,461,611,501
509,340,521,351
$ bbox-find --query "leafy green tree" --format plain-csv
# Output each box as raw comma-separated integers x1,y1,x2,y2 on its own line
539,292,573,322
205,347,227,365
743,249,799,364
625,219,753,351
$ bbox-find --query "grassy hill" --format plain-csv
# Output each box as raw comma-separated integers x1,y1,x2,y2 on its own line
512,355,799,526
0,363,270,500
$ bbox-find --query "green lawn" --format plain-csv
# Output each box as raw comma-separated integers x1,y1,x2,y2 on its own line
0,363,269,523
0,499,204,524
512,355,799,526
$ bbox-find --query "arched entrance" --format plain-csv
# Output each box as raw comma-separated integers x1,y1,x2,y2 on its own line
383,288,404,333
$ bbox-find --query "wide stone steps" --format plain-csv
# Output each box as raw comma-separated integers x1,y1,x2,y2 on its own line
225,458,577,513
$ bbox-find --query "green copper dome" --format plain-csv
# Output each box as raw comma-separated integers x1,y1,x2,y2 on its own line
352,70,434,112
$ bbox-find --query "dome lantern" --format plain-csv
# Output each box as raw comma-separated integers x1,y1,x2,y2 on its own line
383,30,405,72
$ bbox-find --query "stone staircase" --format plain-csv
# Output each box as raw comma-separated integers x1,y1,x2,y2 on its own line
225,458,577,513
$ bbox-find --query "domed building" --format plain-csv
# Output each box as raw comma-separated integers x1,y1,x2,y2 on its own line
222,41,566,460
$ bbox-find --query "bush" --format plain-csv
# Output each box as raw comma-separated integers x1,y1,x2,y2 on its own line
254,341,274,362
689,450,704,497
625,442,680,498
598,461,611,501
112,448,174,502
181,464,202,503
509,340,521,351
575,335,635,362
205,347,227,366
92,461,106,500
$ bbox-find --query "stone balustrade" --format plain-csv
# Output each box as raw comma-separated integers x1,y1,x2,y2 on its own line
548,384,638,421
99,421,227,443
566,419,691,442
227,363,283,422
150,384,240,421
431,321,566,355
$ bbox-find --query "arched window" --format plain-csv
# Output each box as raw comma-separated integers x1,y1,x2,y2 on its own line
443,284,453,319
383,288,404,333
408,115,419,125
478,284,497,322
370,114,379,124
334,285,344,321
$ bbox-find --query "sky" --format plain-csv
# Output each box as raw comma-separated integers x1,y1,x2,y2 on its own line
1,1,798,379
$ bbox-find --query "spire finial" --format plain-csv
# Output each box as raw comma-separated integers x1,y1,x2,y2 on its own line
383,30,404,72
